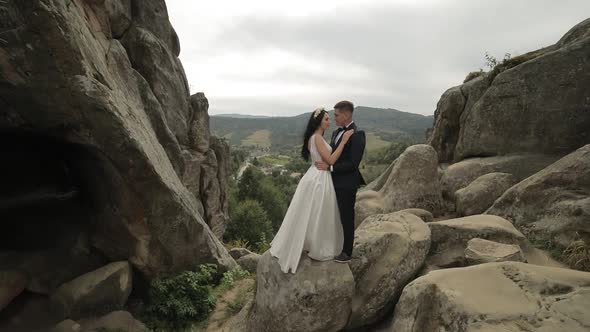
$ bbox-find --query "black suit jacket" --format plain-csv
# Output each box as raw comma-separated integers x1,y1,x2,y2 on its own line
330,123,366,190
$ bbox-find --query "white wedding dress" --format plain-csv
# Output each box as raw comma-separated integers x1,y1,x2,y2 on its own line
269,134,343,273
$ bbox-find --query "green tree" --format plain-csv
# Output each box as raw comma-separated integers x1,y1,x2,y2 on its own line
224,200,273,251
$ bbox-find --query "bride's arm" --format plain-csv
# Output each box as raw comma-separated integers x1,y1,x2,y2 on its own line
314,131,353,165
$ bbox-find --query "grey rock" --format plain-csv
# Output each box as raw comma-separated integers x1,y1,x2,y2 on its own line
79,310,147,332
441,154,558,202
105,0,132,38
347,212,431,329
0,1,235,277
49,320,81,332
355,145,443,226
465,238,525,265
121,25,191,146
50,262,132,319
455,172,517,216
0,270,27,312
487,144,590,252
389,262,590,332
229,248,254,260
429,18,590,162
189,93,211,153
397,208,434,223
248,252,354,332
237,253,261,274
426,215,526,269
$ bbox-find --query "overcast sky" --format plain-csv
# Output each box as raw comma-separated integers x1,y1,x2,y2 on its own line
167,0,590,116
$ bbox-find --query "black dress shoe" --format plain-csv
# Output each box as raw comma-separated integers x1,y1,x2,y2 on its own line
334,253,351,263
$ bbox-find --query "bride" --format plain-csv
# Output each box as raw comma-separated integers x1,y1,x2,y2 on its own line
269,107,354,273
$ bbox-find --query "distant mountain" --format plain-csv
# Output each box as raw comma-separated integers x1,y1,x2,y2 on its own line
214,114,272,119
211,106,434,151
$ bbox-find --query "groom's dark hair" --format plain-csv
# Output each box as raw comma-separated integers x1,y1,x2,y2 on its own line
334,100,354,113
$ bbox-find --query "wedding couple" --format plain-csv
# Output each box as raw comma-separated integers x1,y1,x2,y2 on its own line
270,100,366,273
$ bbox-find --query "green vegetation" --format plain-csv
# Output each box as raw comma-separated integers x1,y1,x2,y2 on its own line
141,265,255,331
464,70,484,83
225,166,298,253
143,265,217,331
224,199,273,252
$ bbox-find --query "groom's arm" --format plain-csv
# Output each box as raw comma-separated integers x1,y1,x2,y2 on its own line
332,131,365,174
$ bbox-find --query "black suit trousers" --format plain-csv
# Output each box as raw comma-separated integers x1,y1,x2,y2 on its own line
335,186,357,256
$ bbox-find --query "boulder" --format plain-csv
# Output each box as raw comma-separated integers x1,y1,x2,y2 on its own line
465,238,525,265
79,310,147,332
49,320,81,332
0,248,106,295
426,215,526,269
248,252,354,332
397,208,434,223
354,190,384,228
487,144,590,254
441,154,558,202
237,253,261,274
347,212,431,329
50,262,132,319
229,248,254,260
0,270,28,312
389,262,590,332
355,145,443,226
455,172,517,216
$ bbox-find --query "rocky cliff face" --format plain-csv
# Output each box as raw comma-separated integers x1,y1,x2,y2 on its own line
0,0,233,279
429,18,590,164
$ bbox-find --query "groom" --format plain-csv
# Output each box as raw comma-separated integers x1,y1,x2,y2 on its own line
316,100,366,263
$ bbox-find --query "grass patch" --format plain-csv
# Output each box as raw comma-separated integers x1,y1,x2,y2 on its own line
241,130,271,148
365,132,390,151
563,240,590,272
258,154,291,166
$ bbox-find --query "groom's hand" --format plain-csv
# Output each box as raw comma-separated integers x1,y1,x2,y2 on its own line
315,161,329,171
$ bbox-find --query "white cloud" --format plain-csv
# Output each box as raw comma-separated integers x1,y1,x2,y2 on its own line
167,0,590,116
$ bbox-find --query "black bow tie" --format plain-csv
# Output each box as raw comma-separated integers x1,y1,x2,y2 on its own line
337,126,347,132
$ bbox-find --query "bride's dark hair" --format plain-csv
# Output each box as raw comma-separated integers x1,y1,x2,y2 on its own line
301,108,327,161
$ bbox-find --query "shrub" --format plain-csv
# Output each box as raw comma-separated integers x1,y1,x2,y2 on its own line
563,239,590,272
144,264,217,331
224,200,273,252
219,266,251,291
464,70,484,83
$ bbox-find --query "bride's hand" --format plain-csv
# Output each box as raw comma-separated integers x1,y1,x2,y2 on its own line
342,130,354,142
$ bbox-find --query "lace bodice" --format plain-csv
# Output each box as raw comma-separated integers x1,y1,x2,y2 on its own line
309,134,332,163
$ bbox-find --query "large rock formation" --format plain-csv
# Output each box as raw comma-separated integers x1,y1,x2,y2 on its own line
389,262,590,332
248,252,354,332
429,18,590,163
0,0,234,278
487,144,590,253
355,144,443,226
440,154,558,202
347,212,430,329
